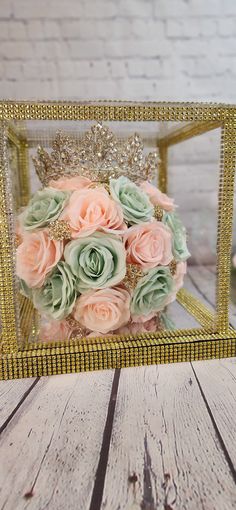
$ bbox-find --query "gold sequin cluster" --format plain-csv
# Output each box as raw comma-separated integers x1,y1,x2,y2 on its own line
169,259,177,276
65,315,87,338
123,264,143,291
154,205,163,221
48,220,71,241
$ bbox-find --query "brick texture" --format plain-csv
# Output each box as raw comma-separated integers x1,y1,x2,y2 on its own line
0,0,235,254
0,0,235,101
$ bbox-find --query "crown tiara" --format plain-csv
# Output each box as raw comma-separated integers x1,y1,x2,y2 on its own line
33,122,159,186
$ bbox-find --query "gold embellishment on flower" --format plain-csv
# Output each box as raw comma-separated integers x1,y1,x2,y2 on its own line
154,205,163,221
169,259,177,276
15,234,22,248
123,264,143,291
33,123,159,186
90,181,111,193
48,220,71,241
65,315,87,338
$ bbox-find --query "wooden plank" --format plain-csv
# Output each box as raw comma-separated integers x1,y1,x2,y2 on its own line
0,370,114,510
101,363,236,510
0,378,38,431
192,357,236,468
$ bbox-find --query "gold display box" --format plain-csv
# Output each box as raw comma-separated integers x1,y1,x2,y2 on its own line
0,100,235,380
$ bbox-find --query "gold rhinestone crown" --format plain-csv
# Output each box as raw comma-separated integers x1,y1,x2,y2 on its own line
33,122,159,185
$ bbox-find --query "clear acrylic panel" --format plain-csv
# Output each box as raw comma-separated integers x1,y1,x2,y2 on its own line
6,118,222,347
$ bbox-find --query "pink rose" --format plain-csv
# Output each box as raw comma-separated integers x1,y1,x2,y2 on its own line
140,181,175,211
39,319,72,342
117,316,158,335
16,230,63,288
73,286,131,334
124,221,173,269
49,175,92,191
63,188,127,238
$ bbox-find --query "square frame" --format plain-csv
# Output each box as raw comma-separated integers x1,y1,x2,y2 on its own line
0,100,235,380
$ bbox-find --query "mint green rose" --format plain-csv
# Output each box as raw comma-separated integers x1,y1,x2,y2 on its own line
19,279,32,299
131,266,174,317
163,212,190,262
110,176,154,224
64,232,126,293
23,188,69,230
33,262,77,320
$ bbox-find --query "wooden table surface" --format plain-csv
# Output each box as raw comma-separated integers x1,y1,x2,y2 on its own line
0,267,236,510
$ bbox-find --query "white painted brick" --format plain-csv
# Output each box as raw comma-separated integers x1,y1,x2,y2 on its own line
218,18,236,37
132,19,165,39
97,19,133,40
0,41,34,59
8,21,27,40
0,81,17,99
13,1,84,19
0,61,5,76
43,21,61,39
0,1,12,17
182,19,200,38
87,61,109,79
66,60,109,79
223,0,236,15
155,0,222,18
199,19,217,37
0,21,9,39
166,20,183,38
0,0,236,113
217,56,236,75
109,61,127,78
185,58,215,78
22,61,57,79
82,2,118,19
26,20,44,40
57,60,75,78
118,1,152,18
217,38,236,55
68,40,104,59
62,19,133,40
4,61,23,80
172,40,213,56
61,20,95,39
105,40,172,58
34,41,69,59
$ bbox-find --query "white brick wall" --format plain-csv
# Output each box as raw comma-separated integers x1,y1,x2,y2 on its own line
0,0,235,101
0,0,236,255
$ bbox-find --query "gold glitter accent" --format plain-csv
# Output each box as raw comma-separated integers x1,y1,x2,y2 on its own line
0,101,235,380
49,220,71,241
65,315,87,337
90,181,110,193
15,234,21,248
169,259,177,276
123,264,143,291
154,205,163,221
32,123,159,186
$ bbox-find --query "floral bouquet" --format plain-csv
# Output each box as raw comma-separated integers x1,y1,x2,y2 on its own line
16,124,190,342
